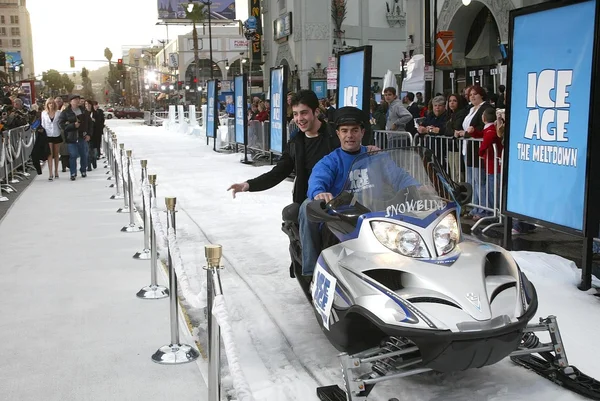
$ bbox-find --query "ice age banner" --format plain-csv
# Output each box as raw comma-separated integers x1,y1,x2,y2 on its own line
336,46,372,111
504,0,597,233
234,74,247,145
206,80,217,139
269,66,287,153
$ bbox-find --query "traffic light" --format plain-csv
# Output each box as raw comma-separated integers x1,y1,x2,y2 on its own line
117,58,123,70
69,56,75,68
0,51,6,67
193,77,198,84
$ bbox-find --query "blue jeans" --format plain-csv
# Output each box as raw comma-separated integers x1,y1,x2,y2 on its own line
298,198,321,276
466,165,487,216
67,138,89,177
487,173,500,212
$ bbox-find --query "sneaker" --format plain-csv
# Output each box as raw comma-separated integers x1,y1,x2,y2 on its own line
70,176,76,181
81,173,87,178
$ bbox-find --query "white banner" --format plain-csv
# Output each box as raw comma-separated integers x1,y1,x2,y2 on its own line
229,39,249,50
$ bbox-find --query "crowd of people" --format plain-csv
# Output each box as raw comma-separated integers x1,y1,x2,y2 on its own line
0,90,105,182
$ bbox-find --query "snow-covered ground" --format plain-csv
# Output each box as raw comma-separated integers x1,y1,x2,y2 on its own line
108,119,600,401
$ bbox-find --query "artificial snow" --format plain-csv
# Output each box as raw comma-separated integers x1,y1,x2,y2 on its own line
107,119,600,401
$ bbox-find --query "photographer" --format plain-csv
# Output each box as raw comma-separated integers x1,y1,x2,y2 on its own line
58,94,92,181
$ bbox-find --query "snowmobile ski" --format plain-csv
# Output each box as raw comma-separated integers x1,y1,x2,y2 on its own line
316,385,348,401
511,354,600,400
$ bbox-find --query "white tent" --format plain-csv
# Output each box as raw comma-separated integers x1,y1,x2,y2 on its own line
402,54,425,94
382,69,398,95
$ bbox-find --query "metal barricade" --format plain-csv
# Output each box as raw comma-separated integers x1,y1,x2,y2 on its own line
144,111,153,125
373,130,413,150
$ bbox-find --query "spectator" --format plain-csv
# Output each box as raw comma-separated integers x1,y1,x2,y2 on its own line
454,85,494,219
496,85,506,108
445,94,468,182
383,87,412,131
416,91,425,107
478,107,503,215
404,92,421,118
41,98,63,180
58,94,92,181
255,101,269,122
418,95,448,136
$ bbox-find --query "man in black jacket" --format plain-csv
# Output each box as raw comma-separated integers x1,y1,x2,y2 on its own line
58,94,92,180
227,90,340,204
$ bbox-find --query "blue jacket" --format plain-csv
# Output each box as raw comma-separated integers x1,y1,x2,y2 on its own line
308,147,369,199
308,148,420,201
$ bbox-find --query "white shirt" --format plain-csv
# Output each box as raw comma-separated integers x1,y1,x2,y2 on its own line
462,104,482,156
41,110,62,138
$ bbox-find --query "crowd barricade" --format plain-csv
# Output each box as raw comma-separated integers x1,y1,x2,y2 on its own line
0,124,36,202
153,111,169,126
102,127,255,401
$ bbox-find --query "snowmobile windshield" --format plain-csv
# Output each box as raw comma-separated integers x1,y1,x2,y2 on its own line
327,147,459,221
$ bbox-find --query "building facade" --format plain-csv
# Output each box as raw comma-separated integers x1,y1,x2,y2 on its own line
0,0,34,80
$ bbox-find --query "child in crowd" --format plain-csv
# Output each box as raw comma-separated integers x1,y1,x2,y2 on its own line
478,108,503,214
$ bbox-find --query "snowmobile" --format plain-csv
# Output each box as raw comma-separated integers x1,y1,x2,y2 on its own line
281,147,600,401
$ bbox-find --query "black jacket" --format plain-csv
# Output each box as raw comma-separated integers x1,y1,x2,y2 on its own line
58,106,92,143
247,121,340,204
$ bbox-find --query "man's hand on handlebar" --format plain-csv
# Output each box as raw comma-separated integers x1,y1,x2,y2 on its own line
227,182,249,198
314,192,334,203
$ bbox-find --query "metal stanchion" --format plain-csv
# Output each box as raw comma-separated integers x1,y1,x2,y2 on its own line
19,129,30,178
137,174,169,299
108,134,116,188
117,144,129,212
151,197,200,364
206,244,223,401
133,160,151,259
106,132,114,178
121,150,143,233
110,136,123,199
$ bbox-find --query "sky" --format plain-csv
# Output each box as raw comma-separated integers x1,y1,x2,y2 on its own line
27,0,247,77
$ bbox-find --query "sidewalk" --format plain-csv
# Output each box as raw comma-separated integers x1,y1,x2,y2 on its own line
0,167,207,401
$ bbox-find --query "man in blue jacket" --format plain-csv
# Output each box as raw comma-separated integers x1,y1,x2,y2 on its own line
300,107,419,276
298,107,369,275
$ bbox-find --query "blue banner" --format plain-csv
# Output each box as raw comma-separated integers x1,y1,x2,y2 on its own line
206,80,216,138
338,50,365,109
234,75,246,144
506,0,596,231
311,80,327,100
269,67,286,153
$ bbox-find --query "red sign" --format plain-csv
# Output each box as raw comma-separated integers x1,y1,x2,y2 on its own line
435,31,454,67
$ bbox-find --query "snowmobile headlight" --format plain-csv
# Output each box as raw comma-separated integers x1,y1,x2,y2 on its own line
370,221,429,258
433,213,459,256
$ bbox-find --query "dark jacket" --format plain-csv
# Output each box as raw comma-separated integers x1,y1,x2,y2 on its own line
247,121,340,204
445,108,468,152
92,109,105,149
58,105,92,143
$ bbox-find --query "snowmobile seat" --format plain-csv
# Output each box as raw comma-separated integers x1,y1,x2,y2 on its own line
282,203,300,223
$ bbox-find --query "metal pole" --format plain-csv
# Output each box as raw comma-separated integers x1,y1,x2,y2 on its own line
137,174,169,299
110,137,124,199
117,144,129,213
122,150,143,233
151,197,200,364
19,130,30,177
134,160,151,258
108,134,116,187
206,244,223,401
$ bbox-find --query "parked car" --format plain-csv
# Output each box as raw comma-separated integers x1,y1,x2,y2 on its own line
114,107,145,119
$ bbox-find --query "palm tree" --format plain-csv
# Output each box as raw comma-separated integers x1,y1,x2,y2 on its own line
182,2,206,84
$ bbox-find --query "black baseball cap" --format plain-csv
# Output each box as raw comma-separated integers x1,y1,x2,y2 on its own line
334,106,367,128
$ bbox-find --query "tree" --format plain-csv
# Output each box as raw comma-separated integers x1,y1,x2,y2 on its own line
81,67,94,99
104,47,113,63
62,73,75,93
42,69,64,97
183,2,206,87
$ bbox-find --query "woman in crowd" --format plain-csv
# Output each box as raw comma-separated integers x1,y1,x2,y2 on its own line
84,100,96,170
41,98,63,180
445,93,468,182
254,101,269,122
455,85,494,220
